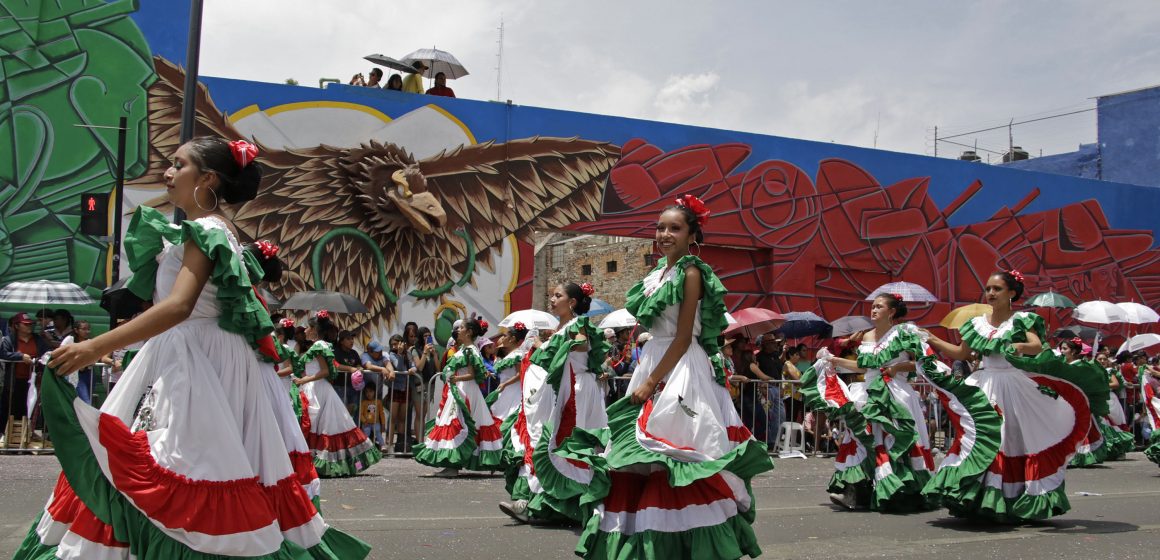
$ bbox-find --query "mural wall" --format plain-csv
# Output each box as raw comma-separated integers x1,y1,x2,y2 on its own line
4,0,1160,344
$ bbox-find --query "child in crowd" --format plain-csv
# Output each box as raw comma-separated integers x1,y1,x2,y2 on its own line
359,383,387,448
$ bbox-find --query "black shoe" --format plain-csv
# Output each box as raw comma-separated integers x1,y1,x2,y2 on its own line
394,441,405,453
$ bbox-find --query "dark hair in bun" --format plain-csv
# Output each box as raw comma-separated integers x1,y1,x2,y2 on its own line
662,203,705,244
991,271,1025,301
307,313,335,341
244,243,284,282
462,318,484,339
563,282,592,315
1060,338,1083,357
507,325,529,342
184,136,263,204
876,293,908,320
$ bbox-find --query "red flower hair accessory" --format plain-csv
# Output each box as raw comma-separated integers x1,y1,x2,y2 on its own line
512,321,527,331
675,194,711,227
279,318,295,329
229,140,258,168
478,318,489,332
253,240,279,260
890,292,904,301
580,282,595,297
1070,337,1083,348
1008,269,1025,283
316,310,330,320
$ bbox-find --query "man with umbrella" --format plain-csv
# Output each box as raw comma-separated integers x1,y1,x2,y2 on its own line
402,60,427,93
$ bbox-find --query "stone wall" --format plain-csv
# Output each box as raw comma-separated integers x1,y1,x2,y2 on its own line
534,234,655,311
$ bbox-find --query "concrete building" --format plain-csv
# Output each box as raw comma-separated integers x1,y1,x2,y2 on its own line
532,233,654,312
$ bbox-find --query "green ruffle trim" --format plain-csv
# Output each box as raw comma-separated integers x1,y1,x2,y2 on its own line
493,354,522,376
958,311,1046,356
1069,420,1107,468
853,324,922,373
1003,351,1111,417
14,513,372,560
442,346,488,384
625,255,730,386
412,379,504,472
23,371,370,559
530,316,609,391
826,460,871,495
1098,419,1133,460
1144,432,1160,466
313,445,382,478
919,366,1002,513
576,509,763,560
124,206,182,300
123,207,275,354
948,481,1071,524
298,341,339,384
526,423,608,522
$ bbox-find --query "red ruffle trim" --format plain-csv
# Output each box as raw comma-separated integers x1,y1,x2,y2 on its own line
935,390,966,459
554,365,579,447
299,389,312,433
97,413,278,535
727,425,752,443
46,474,127,548
289,451,319,488
424,417,467,442
476,420,504,444
604,470,735,513
835,437,862,464
824,375,850,407
989,375,1090,483
266,475,317,531
304,425,373,452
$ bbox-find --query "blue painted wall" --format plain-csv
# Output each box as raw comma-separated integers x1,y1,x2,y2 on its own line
1099,87,1160,188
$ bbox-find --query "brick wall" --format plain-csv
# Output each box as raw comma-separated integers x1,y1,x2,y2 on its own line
533,234,655,311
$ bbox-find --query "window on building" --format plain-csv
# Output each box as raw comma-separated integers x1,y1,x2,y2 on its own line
581,264,592,276
644,253,657,267
606,260,618,273
550,244,565,270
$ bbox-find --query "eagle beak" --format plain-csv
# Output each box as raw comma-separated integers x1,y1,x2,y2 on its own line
386,190,446,235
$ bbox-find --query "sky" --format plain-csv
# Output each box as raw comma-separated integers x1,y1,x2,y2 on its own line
200,0,1160,160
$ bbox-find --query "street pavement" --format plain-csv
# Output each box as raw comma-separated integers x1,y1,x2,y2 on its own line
1,452,1158,559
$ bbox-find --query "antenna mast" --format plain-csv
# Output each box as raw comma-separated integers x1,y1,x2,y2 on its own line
495,16,505,101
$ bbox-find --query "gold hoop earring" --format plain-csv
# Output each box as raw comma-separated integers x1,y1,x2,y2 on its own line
690,241,702,257
194,185,219,211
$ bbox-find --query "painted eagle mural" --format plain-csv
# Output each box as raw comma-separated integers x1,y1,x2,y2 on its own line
130,57,620,333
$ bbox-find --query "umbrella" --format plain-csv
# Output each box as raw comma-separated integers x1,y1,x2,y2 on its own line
1051,326,1103,342
99,277,148,320
939,303,992,329
725,312,737,325
1117,333,1160,354
258,287,282,313
498,309,559,331
0,280,95,305
363,53,418,74
775,311,832,338
1073,300,1125,324
585,298,615,317
865,281,937,303
280,290,368,313
598,309,637,329
830,315,872,337
1024,291,1076,309
1116,302,1159,324
401,48,469,79
723,307,786,338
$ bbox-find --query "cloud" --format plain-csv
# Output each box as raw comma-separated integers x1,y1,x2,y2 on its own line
654,72,720,121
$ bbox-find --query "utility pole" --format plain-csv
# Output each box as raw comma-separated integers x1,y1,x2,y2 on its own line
495,16,505,101
933,125,938,157
175,0,205,223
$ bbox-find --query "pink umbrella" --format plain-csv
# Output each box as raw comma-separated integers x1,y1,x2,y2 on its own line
724,307,786,339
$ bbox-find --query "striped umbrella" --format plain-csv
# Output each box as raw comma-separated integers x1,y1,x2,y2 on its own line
0,280,95,305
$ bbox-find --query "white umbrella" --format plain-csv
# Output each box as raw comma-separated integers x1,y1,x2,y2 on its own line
1117,333,1160,354
598,309,637,329
1115,302,1159,324
1073,300,1125,324
831,315,873,337
499,309,559,330
401,48,469,79
865,281,938,303
0,280,95,305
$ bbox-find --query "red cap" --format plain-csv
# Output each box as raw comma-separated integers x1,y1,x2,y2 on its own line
11,312,33,324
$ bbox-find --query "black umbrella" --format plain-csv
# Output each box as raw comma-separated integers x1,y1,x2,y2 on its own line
258,287,282,312
100,277,149,320
280,290,368,313
1051,326,1103,342
775,311,832,339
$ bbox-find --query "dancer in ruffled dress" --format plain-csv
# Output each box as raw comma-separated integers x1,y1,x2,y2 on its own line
801,294,938,512
295,311,382,478
488,322,533,424
499,283,610,525
1095,352,1134,461
924,270,1108,522
574,196,774,559
1059,339,1109,467
413,318,505,477
16,137,369,558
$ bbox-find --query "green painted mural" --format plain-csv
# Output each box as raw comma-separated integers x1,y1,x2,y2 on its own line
0,0,155,314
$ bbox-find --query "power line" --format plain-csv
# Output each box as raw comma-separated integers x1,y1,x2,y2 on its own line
938,107,1096,141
